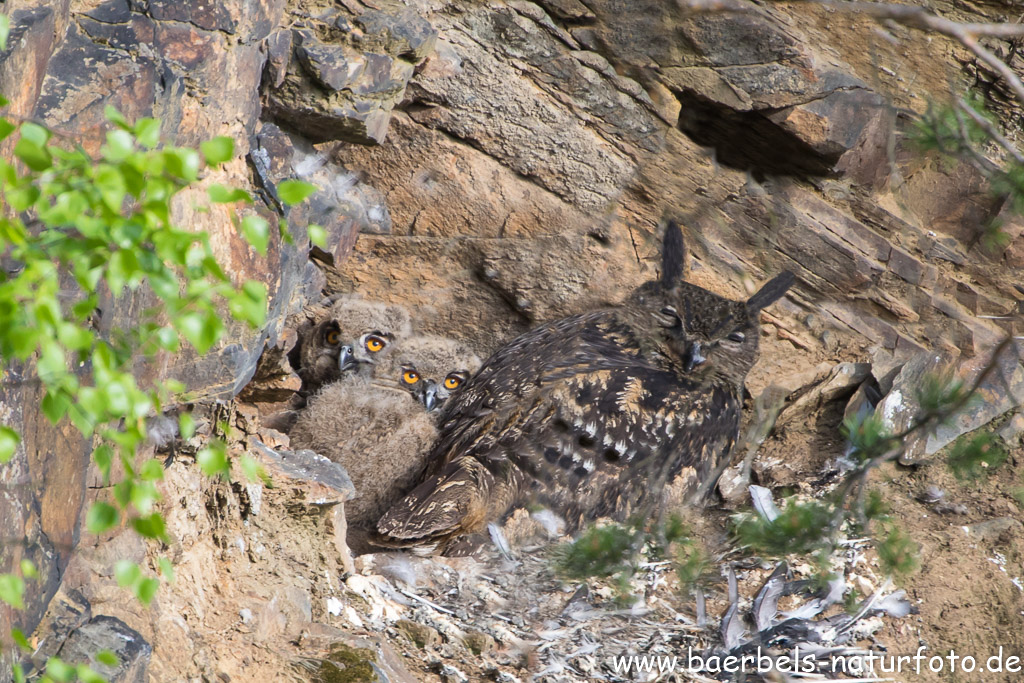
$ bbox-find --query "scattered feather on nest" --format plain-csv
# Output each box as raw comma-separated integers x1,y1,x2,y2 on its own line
696,565,915,682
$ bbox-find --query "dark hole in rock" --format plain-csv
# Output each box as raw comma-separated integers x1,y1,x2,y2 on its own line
676,89,836,179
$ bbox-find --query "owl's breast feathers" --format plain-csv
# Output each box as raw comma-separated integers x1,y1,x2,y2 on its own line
375,310,741,549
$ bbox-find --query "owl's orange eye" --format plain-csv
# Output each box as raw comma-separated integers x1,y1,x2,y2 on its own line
325,330,341,345
443,375,462,390
365,336,386,353
402,370,419,385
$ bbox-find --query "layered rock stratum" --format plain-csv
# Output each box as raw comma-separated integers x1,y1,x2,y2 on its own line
2,0,1023,680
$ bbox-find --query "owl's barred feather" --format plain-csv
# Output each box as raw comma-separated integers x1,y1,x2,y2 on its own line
374,223,794,554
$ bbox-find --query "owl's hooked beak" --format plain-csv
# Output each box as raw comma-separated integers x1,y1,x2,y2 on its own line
684,341,706,372
421,379,440,412
338,345,356,372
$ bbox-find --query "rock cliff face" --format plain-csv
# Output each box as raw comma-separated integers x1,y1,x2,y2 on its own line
2,0,1024,680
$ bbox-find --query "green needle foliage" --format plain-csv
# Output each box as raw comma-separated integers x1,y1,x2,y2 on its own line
875,525,920,578
551,518,649,604
673,537,714,593
947,431,1008,481
842,411,892,463
553,522,638,583
915,371,972,422
552,514,714,601
0,25,320,675
912,95,993,162
913,93,1024,251
733,498,835,557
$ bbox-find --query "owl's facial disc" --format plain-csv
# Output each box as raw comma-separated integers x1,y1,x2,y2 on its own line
688,316,760,380
398,365,442,411
394,364,470,412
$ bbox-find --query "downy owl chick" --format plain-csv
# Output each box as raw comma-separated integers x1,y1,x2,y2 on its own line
375,222,795,554
289,335,482,537
293,296,412,396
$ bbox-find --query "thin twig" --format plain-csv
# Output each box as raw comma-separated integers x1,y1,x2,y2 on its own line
397,587,458,615
810,1,1024,39
957,96,1024,164
802,1,1024,105
676,0,752,12
951,105,1001,176
681,0,1024,107
0,112,88,141
0,536,78,554
829,336,1016,532
891,336,1014,444
682,0,1024,39
959,33,1024,109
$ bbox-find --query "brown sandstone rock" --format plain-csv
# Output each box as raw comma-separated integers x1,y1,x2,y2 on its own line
5,0,1024,677
264,8,437,144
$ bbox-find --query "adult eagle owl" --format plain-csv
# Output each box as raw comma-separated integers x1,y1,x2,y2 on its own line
375,222,794,554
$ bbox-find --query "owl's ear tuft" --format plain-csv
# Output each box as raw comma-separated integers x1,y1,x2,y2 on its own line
660,220,687,289
746,271,795,312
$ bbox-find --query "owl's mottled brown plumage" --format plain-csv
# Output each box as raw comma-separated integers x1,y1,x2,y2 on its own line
289,335,481,534
374,223,794,554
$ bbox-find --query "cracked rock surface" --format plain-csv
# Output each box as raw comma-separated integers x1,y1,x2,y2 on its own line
3,0,1024,680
